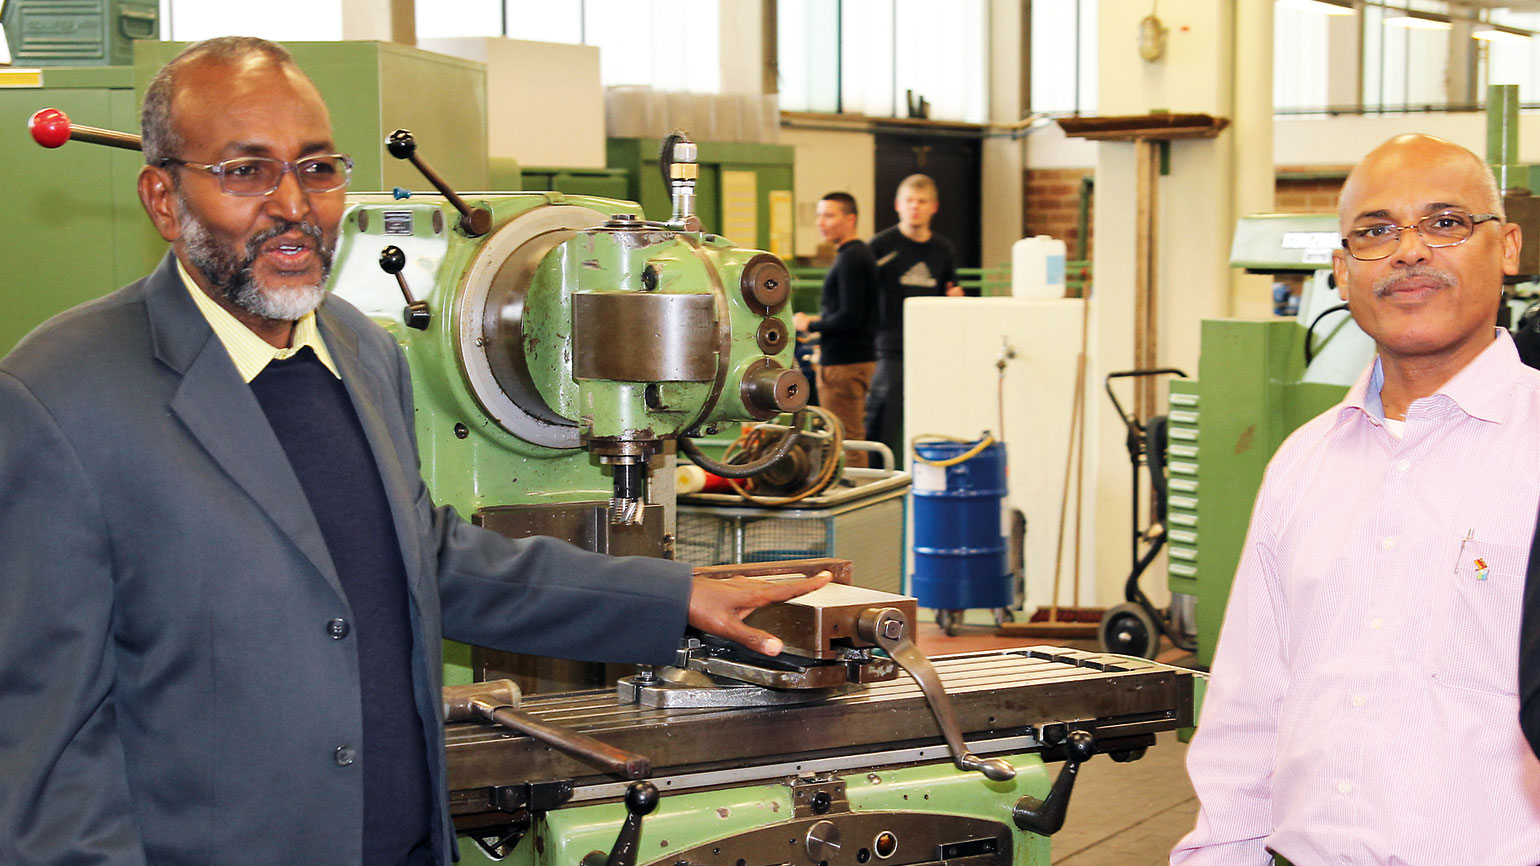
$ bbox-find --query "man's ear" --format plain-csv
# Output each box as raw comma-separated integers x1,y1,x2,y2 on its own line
1331,249,1350,302
138,164,181,243
1502,220,1523,277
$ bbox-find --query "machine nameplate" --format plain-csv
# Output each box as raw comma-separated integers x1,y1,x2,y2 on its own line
383,210,413,235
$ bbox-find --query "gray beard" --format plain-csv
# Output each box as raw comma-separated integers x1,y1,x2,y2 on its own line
177,197,333,322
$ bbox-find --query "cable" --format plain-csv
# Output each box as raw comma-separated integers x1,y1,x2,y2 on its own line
911,433,995,467
1303,302,1351,366
723,406,845,506
677,411,806,478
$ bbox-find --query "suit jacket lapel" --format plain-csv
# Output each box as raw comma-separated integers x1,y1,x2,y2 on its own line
145,253,346,602
318,305,429,609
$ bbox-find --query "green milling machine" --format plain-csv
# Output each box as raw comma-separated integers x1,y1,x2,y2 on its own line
14,40,1195,866
1142,84,1540,670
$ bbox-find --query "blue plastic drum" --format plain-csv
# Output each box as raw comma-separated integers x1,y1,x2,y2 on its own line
911,439,1012,612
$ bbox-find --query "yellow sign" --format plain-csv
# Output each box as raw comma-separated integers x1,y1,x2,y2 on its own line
769,190,793,259
720,170,758,247
0,69,44,88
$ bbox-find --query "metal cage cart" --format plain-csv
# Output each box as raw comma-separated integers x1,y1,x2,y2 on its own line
675,446,910,595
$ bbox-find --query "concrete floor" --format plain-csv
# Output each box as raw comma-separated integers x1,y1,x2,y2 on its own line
912,619,1200,865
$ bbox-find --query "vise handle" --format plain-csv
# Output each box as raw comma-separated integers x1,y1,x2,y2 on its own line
858,607,1015,782
443,680,650,780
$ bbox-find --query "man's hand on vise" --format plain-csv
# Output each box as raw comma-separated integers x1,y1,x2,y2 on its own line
688,569,834,656
792,312,813,332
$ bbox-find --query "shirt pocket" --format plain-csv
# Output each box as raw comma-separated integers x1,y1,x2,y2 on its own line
1428,535,1528,696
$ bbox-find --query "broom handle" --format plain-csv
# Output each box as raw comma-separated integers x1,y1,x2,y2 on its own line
1050,357,1084,622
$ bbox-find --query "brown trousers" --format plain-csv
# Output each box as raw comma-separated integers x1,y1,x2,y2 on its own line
816,361,877,468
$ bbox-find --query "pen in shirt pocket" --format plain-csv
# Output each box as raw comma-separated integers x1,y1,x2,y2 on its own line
1453,529,1473,575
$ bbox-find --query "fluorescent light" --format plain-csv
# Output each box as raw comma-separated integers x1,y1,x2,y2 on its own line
1278,0,1356,15
1384,9,1452,30
1473,25,1532,44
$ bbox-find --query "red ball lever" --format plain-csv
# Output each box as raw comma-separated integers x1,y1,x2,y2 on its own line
28,107,71,148
28,107,143,152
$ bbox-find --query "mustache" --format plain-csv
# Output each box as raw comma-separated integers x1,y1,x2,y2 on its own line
1371,264,1456,297
243,220,328,262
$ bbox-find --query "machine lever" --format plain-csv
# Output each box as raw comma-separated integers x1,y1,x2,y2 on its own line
1011,730,1095,836
857,608,1015,782
385,129,493,237
443,681,651,779
603,781,659,866
29,107,142,151
379,246,430,330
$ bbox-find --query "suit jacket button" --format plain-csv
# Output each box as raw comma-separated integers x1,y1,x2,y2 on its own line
335,745,356,766
327,618,350,639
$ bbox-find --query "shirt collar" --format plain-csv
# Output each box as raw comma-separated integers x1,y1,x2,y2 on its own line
1335,328,1521,429
177,258,340,383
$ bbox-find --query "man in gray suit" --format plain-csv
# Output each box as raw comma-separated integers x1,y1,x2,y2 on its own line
0,36,826,866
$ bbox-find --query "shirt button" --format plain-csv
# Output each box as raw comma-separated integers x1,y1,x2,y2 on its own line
327,618,350,640
334,745,356,767
1395,459,1411,473
1337,779,1352,794
1381,537,1396,550
1369,617,1383,630
1352,694,1366,707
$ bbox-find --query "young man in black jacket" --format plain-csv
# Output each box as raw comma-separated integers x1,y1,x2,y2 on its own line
795,192,879,466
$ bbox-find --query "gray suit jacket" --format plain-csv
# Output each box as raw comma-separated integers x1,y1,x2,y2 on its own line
0,253,693,865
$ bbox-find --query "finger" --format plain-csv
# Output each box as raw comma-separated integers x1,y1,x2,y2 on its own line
719,622,785,656
753,570,833,602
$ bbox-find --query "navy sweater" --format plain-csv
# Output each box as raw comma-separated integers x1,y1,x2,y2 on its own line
250,348,431,866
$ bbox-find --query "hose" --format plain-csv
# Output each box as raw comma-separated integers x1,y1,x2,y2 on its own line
678,411,806,478
911,433,995,467
724,406,844,506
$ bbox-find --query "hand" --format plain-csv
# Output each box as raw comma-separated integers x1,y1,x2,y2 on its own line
945,283,964,297
687,569,833,655
793,312,813,332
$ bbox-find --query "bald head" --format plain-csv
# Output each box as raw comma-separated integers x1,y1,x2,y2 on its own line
1338,134,1504,225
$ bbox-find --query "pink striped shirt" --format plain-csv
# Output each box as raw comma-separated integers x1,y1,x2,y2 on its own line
1173,330,1540,866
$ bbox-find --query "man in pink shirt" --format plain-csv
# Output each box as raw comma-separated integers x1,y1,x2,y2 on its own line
1172,135,1540,864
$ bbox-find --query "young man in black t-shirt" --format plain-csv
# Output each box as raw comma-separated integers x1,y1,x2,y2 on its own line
794,192,878,466
864,173,974,458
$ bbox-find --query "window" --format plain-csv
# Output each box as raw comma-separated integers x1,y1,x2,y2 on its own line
1029,0,1096,115
777,0,989,123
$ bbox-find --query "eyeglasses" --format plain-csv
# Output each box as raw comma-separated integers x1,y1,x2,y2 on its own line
159,154,354,196
1341,210,1501,261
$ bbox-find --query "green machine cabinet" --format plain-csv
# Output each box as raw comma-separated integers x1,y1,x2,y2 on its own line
0,65,162,355
1166,319,1347,668
607,137,793,257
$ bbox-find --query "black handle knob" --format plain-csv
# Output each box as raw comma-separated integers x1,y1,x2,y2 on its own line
604,781,659,866
386,128,416,160
1011,730,1095,837
379,245,430,330
379,245,406,274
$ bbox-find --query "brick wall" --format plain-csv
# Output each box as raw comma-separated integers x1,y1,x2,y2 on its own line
1273,166,1351,214
1024,168,1094,262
